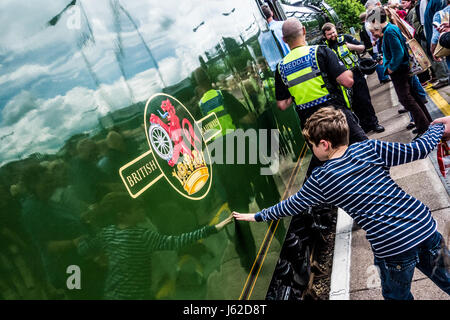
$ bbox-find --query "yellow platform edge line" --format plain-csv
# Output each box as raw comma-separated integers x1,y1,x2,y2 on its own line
425,84,450,116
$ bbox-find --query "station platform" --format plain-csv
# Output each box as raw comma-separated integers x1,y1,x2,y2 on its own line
330,72,450,300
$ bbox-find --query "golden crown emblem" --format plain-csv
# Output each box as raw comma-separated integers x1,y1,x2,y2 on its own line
172,150,209,195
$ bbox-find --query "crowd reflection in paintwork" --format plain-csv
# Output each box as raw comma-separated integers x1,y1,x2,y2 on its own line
0,0,306,300
0,58,301,299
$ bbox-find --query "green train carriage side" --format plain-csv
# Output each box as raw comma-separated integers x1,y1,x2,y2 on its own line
0,0,337,300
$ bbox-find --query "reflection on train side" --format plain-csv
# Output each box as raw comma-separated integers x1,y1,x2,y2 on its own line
0,0,309,299
281,3,327,45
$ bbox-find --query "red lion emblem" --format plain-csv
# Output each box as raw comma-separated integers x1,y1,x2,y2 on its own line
149,99,200,167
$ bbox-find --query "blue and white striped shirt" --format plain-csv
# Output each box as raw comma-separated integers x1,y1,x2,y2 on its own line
255,124,445,258
78,224,217,299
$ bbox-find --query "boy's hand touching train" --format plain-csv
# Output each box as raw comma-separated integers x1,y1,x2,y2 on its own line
232,211,256,222
215,212,234,231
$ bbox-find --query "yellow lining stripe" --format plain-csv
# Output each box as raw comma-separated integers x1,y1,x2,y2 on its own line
238,142,309,299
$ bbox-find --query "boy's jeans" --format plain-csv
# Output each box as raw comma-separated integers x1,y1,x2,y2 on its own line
374,231,450,300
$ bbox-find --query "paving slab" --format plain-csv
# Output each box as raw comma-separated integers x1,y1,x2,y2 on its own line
349,208,450,300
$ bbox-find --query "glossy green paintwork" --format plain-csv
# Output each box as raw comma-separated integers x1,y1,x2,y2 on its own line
0,0,335,300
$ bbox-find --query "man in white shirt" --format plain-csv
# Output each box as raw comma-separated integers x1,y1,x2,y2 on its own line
419,0,449,88
420,0,428,32
261,4,290,57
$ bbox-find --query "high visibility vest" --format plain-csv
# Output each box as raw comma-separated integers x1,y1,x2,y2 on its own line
278,45,333,110
199,89,235,137
328,35,359,70
263,77,276,100
326,36,358,109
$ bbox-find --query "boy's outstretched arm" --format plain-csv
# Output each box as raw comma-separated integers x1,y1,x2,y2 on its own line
234,174,325,223
372,124,445,167
145,213,234,251
431,116,450,139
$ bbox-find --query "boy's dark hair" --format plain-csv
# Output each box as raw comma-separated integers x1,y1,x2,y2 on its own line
261,4,272,20
98,192,143,222
302,107,349,148
321,22,336,36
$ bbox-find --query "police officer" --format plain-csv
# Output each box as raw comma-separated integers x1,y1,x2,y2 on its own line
194,68,258,272
275,18,368,175
322,22,385,134
199,88,236,138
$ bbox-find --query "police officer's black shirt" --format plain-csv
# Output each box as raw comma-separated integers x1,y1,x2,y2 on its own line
274,45,348,109
325,34,362,52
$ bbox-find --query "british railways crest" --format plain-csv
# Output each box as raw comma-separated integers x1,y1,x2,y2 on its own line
119,93,221,200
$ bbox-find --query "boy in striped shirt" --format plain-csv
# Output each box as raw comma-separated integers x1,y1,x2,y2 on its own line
234,107,450,300
75,192,233,299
